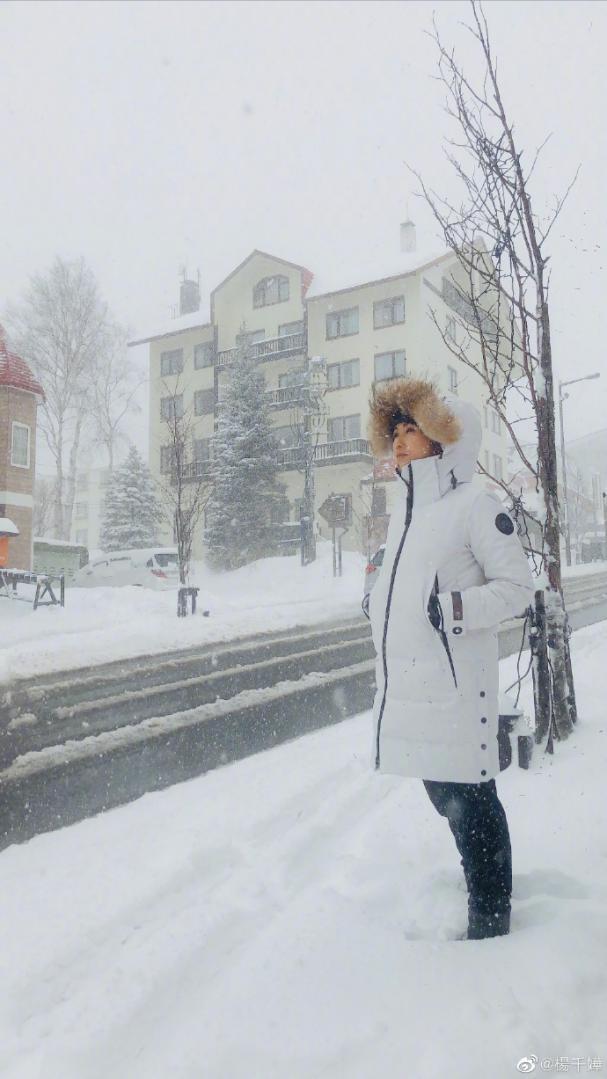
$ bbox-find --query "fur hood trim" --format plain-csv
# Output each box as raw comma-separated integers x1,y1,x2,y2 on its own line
368,378,463,457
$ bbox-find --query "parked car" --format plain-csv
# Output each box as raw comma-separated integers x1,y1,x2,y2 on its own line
71,547,180,590
363,544,385,599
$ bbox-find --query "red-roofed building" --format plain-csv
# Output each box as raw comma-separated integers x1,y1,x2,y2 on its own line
0,326,44,569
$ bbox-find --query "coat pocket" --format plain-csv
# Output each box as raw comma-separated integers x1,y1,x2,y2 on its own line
425,576,458,689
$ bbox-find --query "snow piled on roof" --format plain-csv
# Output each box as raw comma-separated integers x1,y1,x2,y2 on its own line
306,245,451,299
130,307,212,346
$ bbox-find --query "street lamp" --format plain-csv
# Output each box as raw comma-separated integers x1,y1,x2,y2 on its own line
558,372,601,566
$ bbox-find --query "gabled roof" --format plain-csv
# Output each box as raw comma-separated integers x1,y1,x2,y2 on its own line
305,248,451,301
0,328,45,398
211,249,314,296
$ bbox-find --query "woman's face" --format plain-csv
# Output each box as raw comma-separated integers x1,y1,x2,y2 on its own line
392,422,437,469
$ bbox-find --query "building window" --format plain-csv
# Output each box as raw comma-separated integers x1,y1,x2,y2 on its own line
160,446,175,474
75,529,88,545
160,349,184,377
194,342,214,369
253,275,289,308
448,366,459,394
371,486,387,516
193,438,211,462
74,502,88,519
483,450,490,472
446,315,457,342
76,473,88,491
493,454,503,481
327,358,360,390
194,389,215,416
236,329,266,348
11,422,30,468
273,424,302,449
374,350,406,382
373,295,405,329
491,409,501,435
278,321,303,338
326,307,359,339
160,394,184,421
270,499,290,524
278,368,306,389
328,414,361,442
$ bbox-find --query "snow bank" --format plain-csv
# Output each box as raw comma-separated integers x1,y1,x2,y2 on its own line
0,622,605,1077
0,541,367,683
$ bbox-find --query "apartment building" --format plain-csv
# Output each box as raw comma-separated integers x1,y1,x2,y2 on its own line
135,228,510,557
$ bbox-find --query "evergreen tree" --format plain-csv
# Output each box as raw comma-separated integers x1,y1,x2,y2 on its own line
100,445,163,550
205,335,286,569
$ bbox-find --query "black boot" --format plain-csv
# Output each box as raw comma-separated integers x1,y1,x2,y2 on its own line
466,902,510,940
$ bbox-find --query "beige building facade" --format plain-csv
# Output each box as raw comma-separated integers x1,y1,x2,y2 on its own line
135,237,510,559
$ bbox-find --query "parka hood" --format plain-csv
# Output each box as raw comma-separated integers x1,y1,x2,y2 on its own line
368,377,482,489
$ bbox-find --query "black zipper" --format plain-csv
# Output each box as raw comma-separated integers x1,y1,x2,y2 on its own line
433,574,458,688
375,467,414,769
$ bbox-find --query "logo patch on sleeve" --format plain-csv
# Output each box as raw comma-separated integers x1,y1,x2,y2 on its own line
495,512,514,535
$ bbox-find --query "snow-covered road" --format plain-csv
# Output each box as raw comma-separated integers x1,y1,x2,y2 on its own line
1,624,606,1079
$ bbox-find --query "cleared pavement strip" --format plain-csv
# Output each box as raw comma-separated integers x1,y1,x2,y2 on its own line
0,660,376,850
1,570,606,849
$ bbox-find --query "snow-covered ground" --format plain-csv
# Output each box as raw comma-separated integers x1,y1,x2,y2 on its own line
0,622,605,1079
0,541,367,684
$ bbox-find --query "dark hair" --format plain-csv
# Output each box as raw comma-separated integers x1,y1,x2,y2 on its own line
388,409,417,438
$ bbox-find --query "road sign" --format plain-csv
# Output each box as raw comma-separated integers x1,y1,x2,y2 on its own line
318,495,352,527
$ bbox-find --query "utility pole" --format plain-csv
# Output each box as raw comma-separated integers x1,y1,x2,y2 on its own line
300,356,328,565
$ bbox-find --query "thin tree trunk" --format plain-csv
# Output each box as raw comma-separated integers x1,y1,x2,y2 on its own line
53,422,64,539
536,294,575,738
64,411,85,540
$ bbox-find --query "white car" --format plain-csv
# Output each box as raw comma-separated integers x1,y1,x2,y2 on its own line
72,547,180,590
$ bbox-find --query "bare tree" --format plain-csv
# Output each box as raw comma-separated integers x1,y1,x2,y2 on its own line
156,376,212,594
32,476,55,538
5,257,119,539
92,325,143,474
280,356,329,564
409,1,579,744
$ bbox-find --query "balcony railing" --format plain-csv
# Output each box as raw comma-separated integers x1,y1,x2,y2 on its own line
170,460,213,483
217,331,306,367
277,438,371,468
264,385,306,409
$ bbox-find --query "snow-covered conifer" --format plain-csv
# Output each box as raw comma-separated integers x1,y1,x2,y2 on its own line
100,446,162,551
205,334,286,569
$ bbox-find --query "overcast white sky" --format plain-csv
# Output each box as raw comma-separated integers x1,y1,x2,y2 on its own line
1,0,605,461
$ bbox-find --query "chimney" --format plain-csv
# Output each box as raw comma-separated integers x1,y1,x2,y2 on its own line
400,220,416,254
179,268,201,316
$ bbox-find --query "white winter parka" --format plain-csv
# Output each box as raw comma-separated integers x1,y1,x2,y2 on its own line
368,389,535,784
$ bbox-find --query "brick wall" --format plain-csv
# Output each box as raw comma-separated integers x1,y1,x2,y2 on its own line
0,386,38,570
0,504,32,570
0,386,37,494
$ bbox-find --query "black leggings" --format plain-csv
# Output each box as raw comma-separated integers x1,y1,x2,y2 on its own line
423,778,512,915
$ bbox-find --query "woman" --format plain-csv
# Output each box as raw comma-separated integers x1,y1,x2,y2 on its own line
365,377,534,940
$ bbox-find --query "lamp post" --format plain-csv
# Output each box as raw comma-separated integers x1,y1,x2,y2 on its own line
558,372,601,566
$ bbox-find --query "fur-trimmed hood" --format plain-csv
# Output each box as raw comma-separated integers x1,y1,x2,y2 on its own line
368,377,482,488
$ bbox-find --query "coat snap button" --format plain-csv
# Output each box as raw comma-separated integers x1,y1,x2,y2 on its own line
480,691,486,698
453,626,463,635
481,770,487,776
481,744,487,750
481,716,487,723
